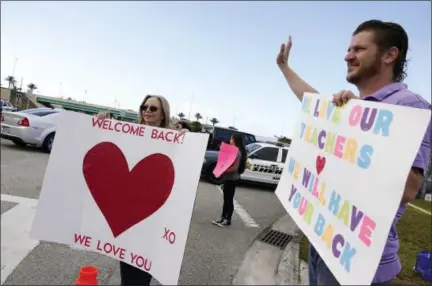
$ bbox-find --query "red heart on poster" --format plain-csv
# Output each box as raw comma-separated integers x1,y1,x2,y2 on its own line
316,156,326,175
82,142,175,238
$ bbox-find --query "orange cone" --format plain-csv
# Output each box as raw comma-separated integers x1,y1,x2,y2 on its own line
75,266,98,285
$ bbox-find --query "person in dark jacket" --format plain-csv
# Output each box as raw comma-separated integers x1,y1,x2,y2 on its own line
212,134,247,227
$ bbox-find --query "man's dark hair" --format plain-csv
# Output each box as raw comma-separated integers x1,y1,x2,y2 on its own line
353,20,409,82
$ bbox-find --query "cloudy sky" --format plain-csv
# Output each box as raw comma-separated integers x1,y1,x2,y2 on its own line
1,1,430,137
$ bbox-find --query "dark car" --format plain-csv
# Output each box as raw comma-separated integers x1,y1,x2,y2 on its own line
205,126,256,151
201,150,223,184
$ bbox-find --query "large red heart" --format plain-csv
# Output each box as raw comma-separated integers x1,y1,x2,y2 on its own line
316,156,326,175
82,142,175,238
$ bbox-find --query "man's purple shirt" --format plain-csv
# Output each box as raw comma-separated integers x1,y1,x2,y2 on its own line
364,82,431,283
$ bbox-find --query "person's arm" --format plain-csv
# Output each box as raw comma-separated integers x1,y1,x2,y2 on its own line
277,36,319,102
402,168,424,204
401,101,431,204
280,66,319,102
225,155,240,173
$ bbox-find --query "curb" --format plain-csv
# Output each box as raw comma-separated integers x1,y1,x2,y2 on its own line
232,214,308,285
275,231,307,285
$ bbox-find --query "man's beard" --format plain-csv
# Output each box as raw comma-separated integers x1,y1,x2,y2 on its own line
346,57,381,85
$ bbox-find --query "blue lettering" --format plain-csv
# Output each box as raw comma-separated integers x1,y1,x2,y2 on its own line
314,214,326,236
300,122,307,139
357,145,373,169
340,242,357,273
373,110,393,137
328,191,341,215
293,193,301,209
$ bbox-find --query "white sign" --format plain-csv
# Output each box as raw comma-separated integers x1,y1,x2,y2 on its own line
31,112,209,285
275,93,430,285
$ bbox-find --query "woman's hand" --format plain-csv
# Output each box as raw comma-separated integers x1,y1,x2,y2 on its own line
178,128,189,136
96,111,110,120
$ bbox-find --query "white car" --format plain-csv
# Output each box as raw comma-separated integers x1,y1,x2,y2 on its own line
1,108,64,153
241,142,289,185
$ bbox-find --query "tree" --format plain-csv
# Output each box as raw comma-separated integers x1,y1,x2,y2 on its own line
178,112,185,120
275,135,292,144
210,117,219,126
27,83,38,91
194,112,203,122
5,75,17,89
190,121,202,132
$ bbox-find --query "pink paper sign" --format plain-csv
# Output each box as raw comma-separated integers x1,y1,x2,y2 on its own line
213,142,239,178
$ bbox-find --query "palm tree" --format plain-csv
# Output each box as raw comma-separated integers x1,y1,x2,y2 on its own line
178,112,185,120
5,75,17,89
210,117,219,126
27,83,38,91
194,112,203,122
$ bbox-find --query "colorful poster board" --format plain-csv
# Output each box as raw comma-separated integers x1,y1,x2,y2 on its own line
275,93,430,285
31,112,209,285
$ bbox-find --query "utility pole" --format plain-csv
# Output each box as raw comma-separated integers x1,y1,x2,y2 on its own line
59,82,63,97
187,93,194,121
12,57,18,78
84,89,87,102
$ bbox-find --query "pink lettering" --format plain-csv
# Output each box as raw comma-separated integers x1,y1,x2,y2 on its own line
348,105,362,126
162,227,176,244
74,234,92,247
91,118,144,137
91,118,104,128
358,215,376,247
151,129,183,144
130,252,152,271
96,240,126,260
333,135,345,158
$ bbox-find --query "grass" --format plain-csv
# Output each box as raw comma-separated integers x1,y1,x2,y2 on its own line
299,199,432,285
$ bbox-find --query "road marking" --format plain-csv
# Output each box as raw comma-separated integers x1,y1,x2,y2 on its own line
216,186,259,228
408,203,431,216
1,201,40,284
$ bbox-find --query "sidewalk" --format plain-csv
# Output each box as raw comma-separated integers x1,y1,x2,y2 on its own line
232,213,309,285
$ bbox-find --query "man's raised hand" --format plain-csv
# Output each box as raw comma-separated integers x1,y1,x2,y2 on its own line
276,35,292,69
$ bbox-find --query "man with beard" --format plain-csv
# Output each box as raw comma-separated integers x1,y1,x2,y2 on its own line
276,20,431,285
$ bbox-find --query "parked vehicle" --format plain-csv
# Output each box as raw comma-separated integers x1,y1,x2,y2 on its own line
204,126,257,151
201,142,289,185
1,100,18,112
1,108,64,153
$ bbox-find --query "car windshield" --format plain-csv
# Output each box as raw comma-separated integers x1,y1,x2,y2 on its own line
246,143,261,154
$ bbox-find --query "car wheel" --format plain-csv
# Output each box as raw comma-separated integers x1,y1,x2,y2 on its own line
42,133,55,153
12,140,26,147
206,163,224,185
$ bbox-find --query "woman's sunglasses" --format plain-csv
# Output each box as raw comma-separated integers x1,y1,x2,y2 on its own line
140,104,159,112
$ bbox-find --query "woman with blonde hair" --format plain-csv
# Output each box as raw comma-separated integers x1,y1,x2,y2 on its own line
97,94,188,285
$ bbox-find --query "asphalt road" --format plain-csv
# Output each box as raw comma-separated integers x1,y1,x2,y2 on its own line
0,138,286,285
